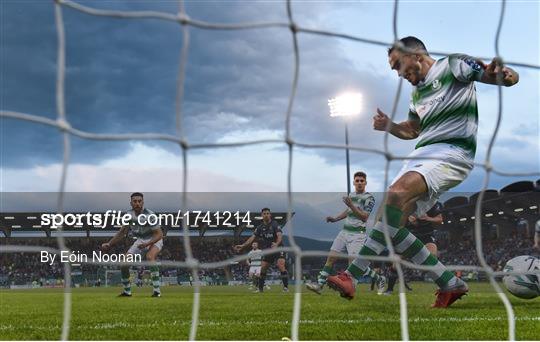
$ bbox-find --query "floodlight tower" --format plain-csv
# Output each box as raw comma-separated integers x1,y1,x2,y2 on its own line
328,92,363,194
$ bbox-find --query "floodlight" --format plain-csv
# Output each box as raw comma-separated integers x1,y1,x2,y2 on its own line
328,92,363,117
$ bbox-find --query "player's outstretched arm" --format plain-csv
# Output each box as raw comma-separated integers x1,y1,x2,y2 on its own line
418,213,443,226
479,57,519,87
373,108,420,140
101,226,128,250
326,209,348,223
234,234,256,253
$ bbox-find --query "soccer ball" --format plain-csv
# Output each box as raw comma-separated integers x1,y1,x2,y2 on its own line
502,256,540,299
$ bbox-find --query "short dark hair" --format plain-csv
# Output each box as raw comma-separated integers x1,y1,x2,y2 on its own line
388,36,428,56
261,208,271,213
130,192,144,199
354,171,367,179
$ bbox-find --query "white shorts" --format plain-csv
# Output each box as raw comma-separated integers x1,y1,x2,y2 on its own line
127,237,163,255
249,266,261,276
330,230,367,256
391,143,473,216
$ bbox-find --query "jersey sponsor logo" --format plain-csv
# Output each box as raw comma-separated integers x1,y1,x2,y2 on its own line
427,95,446,106
432,79,441,90
464,57,482,72
416,96,446,117
256,225,279,242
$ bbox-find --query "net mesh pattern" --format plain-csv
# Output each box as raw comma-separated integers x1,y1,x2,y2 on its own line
1,0,539,340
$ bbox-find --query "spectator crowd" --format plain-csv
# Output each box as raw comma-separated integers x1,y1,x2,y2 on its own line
1,229,538,287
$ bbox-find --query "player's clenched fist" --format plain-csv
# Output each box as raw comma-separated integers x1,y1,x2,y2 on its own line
480,57,519,87
373,108,390,131
342,196,353,208
101,242,111,251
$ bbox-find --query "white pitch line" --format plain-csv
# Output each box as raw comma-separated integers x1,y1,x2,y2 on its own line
1,316,539,331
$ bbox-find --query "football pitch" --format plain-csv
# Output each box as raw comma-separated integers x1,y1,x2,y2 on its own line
1,282,539,340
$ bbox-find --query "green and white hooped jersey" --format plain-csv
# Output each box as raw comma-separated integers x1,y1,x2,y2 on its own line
409,54,485,156
343,192,375,233
248,249,263,267
126,208,160,239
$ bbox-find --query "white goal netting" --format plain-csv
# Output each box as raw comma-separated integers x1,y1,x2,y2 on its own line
1,0,539,341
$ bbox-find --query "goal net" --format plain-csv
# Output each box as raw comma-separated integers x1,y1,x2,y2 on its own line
1,0,539,341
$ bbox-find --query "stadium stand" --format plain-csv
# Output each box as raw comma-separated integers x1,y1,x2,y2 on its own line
1,181,538,288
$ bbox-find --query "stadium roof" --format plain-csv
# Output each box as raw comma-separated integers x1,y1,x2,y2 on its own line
441,180,539,229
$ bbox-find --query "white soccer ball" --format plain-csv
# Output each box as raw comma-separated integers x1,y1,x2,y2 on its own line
502,255,540,299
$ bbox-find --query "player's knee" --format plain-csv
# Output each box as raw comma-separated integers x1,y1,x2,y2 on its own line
386,186,408,207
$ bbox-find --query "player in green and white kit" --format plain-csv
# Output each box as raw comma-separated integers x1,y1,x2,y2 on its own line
307,171,379,294
328,36,519,307
247,242,263,291
101,192,164,297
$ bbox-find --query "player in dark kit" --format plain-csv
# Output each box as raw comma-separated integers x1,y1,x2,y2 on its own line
234,208,289,292
382,263,413,295
407,201,443,257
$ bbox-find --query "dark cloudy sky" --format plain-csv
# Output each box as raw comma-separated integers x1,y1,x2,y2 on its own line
1,1,538,203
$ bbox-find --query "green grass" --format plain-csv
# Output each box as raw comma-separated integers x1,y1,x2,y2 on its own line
0,282,539,340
